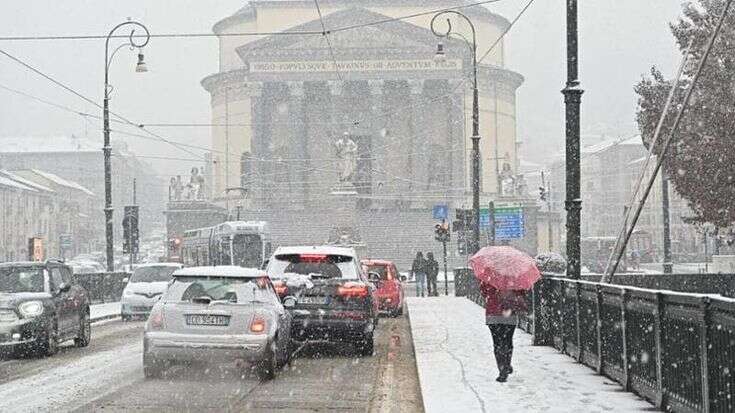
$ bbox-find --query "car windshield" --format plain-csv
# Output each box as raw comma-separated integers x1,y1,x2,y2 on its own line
131,266,179,283
166,276,272,304
267,254,358,280
0,267,45,293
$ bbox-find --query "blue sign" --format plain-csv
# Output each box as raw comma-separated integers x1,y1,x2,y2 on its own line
433,204,448,220
479,207,490,229
494,205,525,240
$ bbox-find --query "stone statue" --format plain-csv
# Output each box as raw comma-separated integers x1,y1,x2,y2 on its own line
500,162,515,197
335,134,358,184
187,167,205,200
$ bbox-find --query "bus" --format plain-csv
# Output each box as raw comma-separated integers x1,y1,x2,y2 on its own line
181,221,272,269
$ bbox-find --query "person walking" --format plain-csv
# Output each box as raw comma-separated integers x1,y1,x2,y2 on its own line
426,252,439,296
411,252,427,297
479,280,528,382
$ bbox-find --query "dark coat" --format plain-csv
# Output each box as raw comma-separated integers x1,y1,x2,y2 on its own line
411,257,426,274
426,258,439,279
479,280,528,325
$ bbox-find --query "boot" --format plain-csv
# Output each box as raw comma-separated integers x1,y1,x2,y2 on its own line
494,349,508,382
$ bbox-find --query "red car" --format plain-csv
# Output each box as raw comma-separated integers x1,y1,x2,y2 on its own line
360,259,405,317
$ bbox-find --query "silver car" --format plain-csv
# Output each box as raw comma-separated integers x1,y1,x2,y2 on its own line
142,266,292,380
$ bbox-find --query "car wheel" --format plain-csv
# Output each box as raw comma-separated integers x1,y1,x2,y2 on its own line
38,324,58,357
75,310,91,347
143,354,164,379
357,333,374,357
256,341,278,381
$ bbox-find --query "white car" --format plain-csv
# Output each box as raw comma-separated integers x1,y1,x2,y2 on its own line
121,263,183,321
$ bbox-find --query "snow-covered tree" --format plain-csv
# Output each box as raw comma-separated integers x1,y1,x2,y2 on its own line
635,0,735,227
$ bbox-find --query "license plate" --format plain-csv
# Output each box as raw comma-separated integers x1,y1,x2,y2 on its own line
186,314,230,326
299,296,329,305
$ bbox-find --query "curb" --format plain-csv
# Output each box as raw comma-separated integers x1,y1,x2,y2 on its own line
91,313,120,323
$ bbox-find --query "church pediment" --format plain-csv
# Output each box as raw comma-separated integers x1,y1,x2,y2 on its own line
236,7,446,60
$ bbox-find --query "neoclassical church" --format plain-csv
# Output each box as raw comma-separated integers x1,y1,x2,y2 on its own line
200,0,527,266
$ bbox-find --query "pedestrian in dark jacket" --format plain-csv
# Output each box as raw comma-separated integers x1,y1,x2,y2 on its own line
411,252,427,297
426,252,439,296
479,280,528,382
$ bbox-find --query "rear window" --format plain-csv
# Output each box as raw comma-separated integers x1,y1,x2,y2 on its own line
365,265,391,280
166,276,273,304
267,254,358,280
131,266,179,283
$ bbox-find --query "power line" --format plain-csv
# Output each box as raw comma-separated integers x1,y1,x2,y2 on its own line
313,0,343,82
0,47,204,160
0,0,505,42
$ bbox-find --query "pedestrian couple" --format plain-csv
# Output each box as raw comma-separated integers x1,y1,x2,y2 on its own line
470,246,540,383
411,251,439,297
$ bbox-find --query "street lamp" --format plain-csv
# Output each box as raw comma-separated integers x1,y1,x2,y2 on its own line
431,11,481,255
103,20,150,272
562,1,584,279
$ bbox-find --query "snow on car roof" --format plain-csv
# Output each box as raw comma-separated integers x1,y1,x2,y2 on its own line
274,245,357,257
173,266,265,278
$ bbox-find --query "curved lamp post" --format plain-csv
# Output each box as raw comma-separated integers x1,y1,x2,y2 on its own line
103,20,150,272
431,11,481,255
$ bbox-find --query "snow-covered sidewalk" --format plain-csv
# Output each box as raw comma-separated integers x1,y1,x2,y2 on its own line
407,296,653,413
90,302,120,323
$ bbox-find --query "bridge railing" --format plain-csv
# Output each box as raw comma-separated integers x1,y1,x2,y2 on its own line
455,270,735,413
72,272,129,303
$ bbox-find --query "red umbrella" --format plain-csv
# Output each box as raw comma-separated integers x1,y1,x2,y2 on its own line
469,246,541,291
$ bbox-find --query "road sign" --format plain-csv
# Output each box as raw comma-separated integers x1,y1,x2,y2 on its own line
432,204,448,220
494,203,524,240
479,207,491,229
59,234,73,250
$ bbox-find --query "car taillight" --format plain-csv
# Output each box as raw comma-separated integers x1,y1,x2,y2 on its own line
273,280,288,296
338,282,369,298
250,316,267,334
149,311,164,330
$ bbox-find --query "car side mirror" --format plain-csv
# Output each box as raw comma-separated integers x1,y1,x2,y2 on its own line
122,277,129,284
282,296,297,309
400,275,407,282
58,283,72,294
368,272,381,283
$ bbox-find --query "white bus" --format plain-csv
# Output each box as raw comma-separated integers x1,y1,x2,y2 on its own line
182,221,272,269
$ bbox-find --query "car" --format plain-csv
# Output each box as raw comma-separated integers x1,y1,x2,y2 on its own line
142,266,292,380
0,260,91,357
266,246,378,356
360,259,405,317
121,263,183,321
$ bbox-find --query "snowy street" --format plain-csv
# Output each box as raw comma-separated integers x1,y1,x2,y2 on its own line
0,314,422,412
407,297,654,413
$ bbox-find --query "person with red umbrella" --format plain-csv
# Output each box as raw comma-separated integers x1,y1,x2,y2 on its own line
469,246,541,383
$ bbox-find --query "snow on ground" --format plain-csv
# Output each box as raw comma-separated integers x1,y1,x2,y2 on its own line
407,296,654,413
90,302,120,322
0,342,140,412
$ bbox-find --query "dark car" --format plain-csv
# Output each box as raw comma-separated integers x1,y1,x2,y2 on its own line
0,260,91,357
266,246,378,356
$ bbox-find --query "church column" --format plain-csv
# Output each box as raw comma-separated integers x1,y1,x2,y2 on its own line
367,79,384,209
288,81,308,207
249,81,268,207
407,79,424,206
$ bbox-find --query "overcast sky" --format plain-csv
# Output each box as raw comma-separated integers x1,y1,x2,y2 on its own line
0,1,685,175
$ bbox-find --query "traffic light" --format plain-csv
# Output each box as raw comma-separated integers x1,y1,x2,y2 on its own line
457,229,468,255
539,186,547,201
434,220,450,242
123,206,139,254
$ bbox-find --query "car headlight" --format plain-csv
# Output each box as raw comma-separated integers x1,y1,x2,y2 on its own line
19,301,44,318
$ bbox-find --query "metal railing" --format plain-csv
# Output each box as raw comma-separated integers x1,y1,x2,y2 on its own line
72,272,129,303
454,270,735,412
